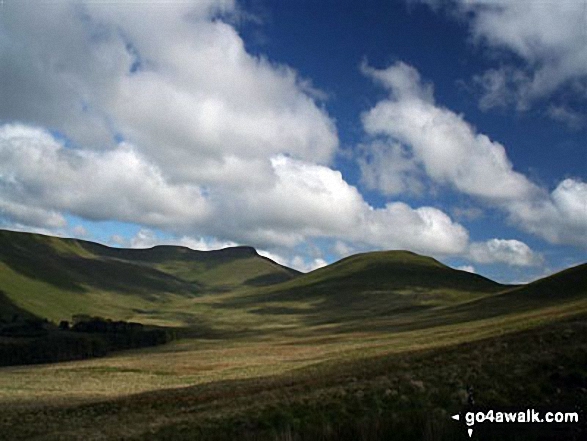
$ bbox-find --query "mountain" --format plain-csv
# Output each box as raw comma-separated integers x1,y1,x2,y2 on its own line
220,250,507,327
1,229,586,440
446,261,587,320
0,229,298,323
258,249,503,297
1,228,585,334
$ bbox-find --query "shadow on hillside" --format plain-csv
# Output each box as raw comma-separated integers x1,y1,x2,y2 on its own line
243,272,296,287
0,236,202,296
17,313,582,441
286,277,587,336
0,290,38,321
217,262,586,336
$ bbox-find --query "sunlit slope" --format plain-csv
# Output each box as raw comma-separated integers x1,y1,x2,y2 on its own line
0,290,38,322
2,228,585,337
275,250,503,293
0,229,298,323
1,263,585,440
221,250,506,325
446,262,587,319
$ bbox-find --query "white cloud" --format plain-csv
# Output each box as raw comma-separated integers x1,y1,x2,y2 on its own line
361,62,587,248
72,225,89,238
469,239,543,267
357,202,469,256
547,105,586,130
129,229,159,249
332,241,356,259
258,249,327,273
508,179,587,247
456,265,475,274
0,0,338,189
361,62,538,203
0,224,66,238
291,256,328,272
0,0,564,272
129,228,237,251
209,155,470,255
474,66,528,111
276,157,469,255
419,0,587,110
0,124,210,231
122,233,326,273
109,234,127,247
358,141,424,196
0,123,471,258
0,199,67,230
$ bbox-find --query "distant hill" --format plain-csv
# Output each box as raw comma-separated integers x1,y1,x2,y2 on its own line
1,231,586,440
217,250,508,327
0,229,298,323
1,228,585,334
446,261,587,320
265,249,503,295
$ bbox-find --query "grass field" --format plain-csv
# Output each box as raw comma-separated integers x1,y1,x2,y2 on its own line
0,229,585,440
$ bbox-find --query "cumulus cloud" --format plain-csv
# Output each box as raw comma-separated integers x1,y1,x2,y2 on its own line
361,62,538,203
358,141,424,196
418,0,587,111
332,241,357,259
72,225,89,238
257,249,327,273
508,179,587,247
547,105,586,130
360,61,587,248
109,234,127,247
0,122,471,259
128,228,238,251
468,239,543,267
0,0,558,272
210,155,470,255
0,124,210,230
0,0,337,188
125,229,326,272
357,202,469,256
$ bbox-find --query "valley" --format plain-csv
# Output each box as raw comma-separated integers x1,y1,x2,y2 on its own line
0,229,585,440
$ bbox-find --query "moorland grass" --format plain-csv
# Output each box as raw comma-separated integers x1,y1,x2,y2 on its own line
0,229,585,440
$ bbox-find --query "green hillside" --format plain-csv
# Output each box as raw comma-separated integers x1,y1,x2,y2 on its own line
269,249,502,294
0,229,298,324
442,262,587,321
219,250,507,329
2,228,585,338
0,229,586,440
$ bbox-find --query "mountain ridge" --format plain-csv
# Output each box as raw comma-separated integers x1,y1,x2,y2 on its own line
0,228,585,331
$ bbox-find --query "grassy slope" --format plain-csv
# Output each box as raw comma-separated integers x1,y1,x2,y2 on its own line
1,301,586,440
0,229,510,332
1,229,585,335
0,229,298,325
0,230,586,439
213,250,508,332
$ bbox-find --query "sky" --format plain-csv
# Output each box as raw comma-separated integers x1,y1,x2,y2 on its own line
0,0,585,283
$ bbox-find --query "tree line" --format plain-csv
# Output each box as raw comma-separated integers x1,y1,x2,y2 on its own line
0,314,175,366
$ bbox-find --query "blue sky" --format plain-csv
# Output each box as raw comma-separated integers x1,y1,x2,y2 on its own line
0,0,585,283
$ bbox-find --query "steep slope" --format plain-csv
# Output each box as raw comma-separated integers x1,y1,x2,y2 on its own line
0,229,298,323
